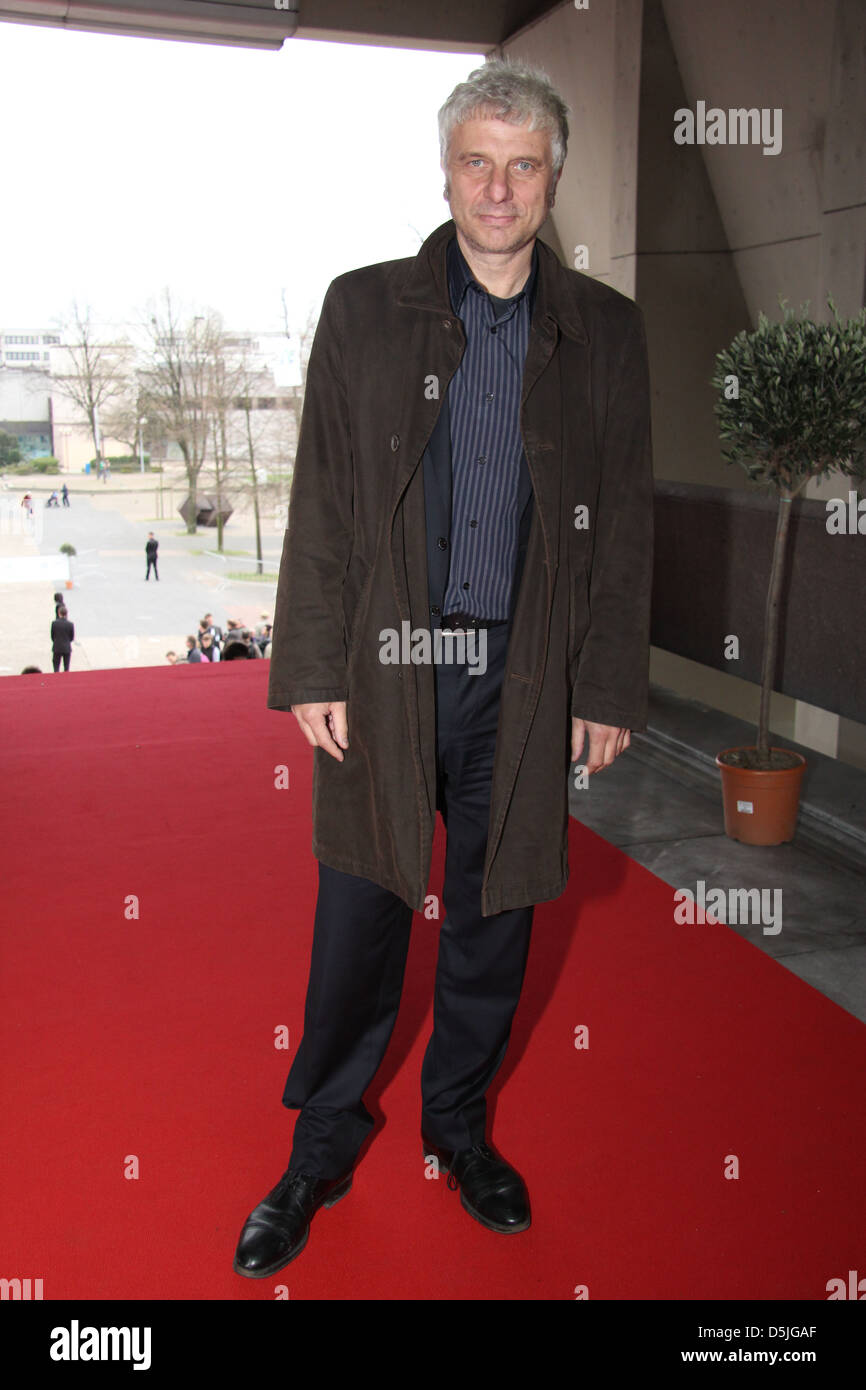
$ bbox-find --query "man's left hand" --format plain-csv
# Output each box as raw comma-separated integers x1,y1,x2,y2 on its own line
571,717,630,774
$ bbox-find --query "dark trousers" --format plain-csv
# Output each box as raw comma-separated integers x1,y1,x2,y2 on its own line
145,558,158,580
52,651,70,672
283,620,534,1180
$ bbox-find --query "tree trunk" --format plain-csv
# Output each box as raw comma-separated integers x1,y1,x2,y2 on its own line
217,411,228,553
244,405,263,575
757,491,794,760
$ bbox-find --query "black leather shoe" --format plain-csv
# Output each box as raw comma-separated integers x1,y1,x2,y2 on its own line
422,1134,530,1233
233,1167,353,1278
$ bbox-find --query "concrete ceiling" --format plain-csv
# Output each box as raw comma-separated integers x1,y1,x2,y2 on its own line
0,0,565,51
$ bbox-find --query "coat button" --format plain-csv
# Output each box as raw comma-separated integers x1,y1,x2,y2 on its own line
442,319,452,329
437,536,448,549
390,434,400,451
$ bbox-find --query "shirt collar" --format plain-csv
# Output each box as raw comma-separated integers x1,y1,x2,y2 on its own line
447,234,539,321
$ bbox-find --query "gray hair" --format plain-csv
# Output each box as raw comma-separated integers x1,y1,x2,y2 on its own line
438,58,569,178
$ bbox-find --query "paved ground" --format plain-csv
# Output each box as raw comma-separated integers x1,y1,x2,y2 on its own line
0,471,286,675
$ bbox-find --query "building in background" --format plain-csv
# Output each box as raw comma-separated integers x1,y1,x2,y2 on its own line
0,329,62,370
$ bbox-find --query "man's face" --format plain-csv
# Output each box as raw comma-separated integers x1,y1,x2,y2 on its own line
443,115,559,258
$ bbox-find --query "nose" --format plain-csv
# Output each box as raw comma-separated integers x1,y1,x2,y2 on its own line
484,165,512,203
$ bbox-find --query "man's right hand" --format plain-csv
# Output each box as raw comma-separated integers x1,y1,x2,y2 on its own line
291,701,349,761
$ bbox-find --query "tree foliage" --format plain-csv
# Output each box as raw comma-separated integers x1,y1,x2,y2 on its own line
711,301,866,496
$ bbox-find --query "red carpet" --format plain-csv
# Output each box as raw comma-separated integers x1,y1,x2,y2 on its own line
1,661,864,1301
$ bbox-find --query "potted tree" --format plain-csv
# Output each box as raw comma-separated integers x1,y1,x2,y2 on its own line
710,300,866,845
59,542,77,591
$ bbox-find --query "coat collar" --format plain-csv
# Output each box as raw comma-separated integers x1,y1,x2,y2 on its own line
397,218,588,344
446,234,539,322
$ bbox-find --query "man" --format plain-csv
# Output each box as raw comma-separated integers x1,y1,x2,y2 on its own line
185,636,203,663
51,604,75,673
203,612,224,647
145,532,159,581
234,58,653,1279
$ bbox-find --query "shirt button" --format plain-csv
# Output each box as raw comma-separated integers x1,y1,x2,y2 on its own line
490,326,498,334
462,582,470,590
470,520,478,528
390,434,400,452
437,536,448,549
431,605,441,615
485,393,494,403
476,456,486,466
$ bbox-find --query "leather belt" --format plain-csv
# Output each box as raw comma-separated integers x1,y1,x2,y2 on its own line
440,613,508,631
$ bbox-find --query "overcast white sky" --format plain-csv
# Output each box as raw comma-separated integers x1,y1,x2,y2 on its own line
0,21,482,336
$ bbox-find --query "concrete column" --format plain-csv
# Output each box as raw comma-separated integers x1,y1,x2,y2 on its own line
501,0,643,297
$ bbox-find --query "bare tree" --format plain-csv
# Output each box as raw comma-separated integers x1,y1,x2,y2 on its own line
214,343,283,572
139,292,222,533
52,303,129,464
279,296,317,456
207,335,250,553
102,383,153,467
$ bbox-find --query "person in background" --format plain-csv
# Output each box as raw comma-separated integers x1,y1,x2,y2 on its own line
145,532,159,581
51,604,75,672
203,612,223,647
62,483,70,507
53,591,65,619
222,627,253,660
199,632,220,662
221,628,243,659
254,618,273,655
186,637,203,663
198,617,220,653
166,651,180,665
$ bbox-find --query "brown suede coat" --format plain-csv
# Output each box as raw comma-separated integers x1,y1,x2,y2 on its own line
268,219,654,915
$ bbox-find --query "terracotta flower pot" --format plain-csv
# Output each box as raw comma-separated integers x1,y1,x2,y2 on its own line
715,746,806,845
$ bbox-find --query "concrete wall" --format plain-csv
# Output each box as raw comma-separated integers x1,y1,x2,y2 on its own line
501,0,643,297
500,0,866,769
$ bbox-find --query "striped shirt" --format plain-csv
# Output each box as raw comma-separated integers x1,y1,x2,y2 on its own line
442,235,538,620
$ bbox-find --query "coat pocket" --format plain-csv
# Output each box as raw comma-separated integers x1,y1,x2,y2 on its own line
567,563,590,685
343,556,375,665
